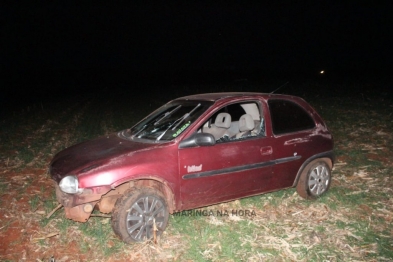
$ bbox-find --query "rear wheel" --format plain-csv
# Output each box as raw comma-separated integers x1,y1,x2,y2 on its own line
111,187,169,243
297,160,331,199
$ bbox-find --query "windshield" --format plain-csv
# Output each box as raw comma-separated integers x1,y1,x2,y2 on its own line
121,100,213,142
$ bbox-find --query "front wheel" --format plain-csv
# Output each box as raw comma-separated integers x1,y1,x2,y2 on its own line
111,188,169,243
296,160,331,200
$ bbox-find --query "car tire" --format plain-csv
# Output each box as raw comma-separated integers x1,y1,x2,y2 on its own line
296,160,331,200
111,187,169,243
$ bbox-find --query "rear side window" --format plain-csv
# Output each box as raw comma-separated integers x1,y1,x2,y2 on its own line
268,99,315,135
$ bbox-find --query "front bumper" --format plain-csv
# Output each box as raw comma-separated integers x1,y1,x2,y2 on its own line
55,183,112,222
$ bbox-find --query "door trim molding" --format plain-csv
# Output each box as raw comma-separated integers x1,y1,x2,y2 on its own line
182,155,301,180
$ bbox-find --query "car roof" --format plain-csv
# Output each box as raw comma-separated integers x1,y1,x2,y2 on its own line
176,92,297,102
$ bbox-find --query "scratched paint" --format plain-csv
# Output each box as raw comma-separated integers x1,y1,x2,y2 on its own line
284,137,311,145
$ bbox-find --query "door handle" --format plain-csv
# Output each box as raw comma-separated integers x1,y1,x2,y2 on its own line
260,146,273,156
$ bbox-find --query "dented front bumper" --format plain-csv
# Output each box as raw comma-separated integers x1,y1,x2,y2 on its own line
55,183,112,222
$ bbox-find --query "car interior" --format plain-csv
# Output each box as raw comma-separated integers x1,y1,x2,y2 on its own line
200,102,265,142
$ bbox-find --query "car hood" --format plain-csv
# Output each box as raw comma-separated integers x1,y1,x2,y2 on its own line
50,133,160,183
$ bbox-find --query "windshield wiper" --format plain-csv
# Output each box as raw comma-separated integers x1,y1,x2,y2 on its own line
155,103,201,142
132,124,147,138
132,105,182,139
171,103,201,131
154,105,181,126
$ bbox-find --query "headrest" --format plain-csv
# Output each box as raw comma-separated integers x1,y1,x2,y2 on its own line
239,114,255,132
215,113,231,128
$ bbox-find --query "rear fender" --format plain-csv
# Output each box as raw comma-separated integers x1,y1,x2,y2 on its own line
293,151,334,187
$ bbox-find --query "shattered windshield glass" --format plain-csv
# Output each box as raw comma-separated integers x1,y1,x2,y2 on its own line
121,100,213,142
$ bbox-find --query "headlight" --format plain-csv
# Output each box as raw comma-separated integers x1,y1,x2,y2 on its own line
59,175,79,194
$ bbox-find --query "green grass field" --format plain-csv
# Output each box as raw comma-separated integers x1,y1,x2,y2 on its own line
0,84,392,261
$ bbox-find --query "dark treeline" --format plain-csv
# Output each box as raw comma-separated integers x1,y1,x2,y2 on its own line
2,68,392,119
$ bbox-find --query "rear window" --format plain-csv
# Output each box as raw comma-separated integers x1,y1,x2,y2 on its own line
268,99,315,135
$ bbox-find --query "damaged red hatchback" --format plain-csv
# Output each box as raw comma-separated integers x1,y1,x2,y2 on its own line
50,93,334,243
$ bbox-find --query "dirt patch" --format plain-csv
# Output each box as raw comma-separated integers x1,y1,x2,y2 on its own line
367,153,393,167
0,168,84,261
0,220,23,256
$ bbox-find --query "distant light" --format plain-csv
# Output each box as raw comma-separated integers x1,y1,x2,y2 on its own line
320,70,325,74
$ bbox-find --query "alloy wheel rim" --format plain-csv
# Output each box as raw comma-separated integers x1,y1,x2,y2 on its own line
126,196,166,241
308,165,330,196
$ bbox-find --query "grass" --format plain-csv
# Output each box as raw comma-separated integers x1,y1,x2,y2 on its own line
29,195,40,211
0,177,7,193
1,84,392,261
170,211,258,260
78,214,125,256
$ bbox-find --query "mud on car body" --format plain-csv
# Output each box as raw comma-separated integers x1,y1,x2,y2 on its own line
49,92,334,243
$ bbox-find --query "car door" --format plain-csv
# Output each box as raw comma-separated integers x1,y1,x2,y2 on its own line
267,99,317,188
178,100,274,210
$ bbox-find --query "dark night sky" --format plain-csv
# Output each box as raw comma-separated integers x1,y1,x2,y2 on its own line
1,2,393,91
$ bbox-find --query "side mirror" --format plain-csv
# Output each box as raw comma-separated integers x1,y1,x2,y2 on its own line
179,133,216,149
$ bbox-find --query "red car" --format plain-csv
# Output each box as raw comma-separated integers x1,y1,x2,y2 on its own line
50,92,334,243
